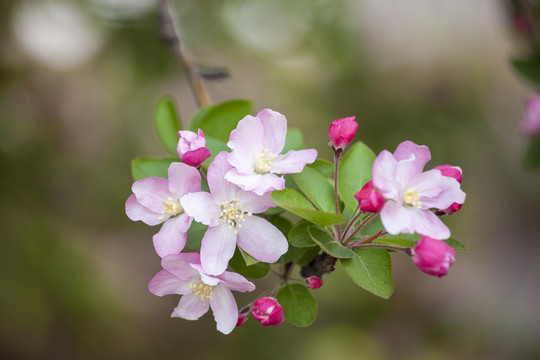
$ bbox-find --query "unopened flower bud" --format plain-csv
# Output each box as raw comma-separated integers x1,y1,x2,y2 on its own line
177,129,211,167
521,95,540,137
354,181,385,213
236,306,251,327
329,116,358,149
252,297,284,327
412,236,455,278
305,276,323,289
434,165,463,215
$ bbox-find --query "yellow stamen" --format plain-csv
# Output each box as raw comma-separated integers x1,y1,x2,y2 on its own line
254,146,277,174
159,197,184,220
189,280,214,303
403,188,422,208
219,198,252,234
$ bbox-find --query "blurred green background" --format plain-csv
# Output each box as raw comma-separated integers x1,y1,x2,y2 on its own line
1,0,539,359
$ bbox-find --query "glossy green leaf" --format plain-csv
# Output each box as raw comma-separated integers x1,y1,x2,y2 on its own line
308,226,353,258
277,284,317,327
293,166,335,213
201,136,229,169
338,142,376,213
188,99,252,142
185,221,207,250
511,57,540,88
239,248,259,266
289,221,316,247
444,238,466,251
271,189,346,227
229,249,269,279
268,216,294,238
296,246,321,265
154,96,181,154
282,128,305,152
307,159,334,177
131,156,178,181
340,247,393,299
373,238,415,248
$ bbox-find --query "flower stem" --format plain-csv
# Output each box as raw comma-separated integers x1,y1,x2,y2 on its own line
340,205,361,243
333,148,342,239
343,212,380,244
350,242,412,255
197,166,208,183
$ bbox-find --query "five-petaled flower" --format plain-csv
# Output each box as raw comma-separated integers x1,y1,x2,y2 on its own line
181,151,289,275
225,109,318,195
372,141,466,239
148,253,255,334
125,162,201,257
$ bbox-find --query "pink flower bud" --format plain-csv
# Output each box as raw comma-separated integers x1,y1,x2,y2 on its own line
305,276,323,289
236,306,251,327
329,116,358,149
434,165,463,215
177,129,211,167
412,236,455,278
354,181,385,213
252,297,284,327
521,95,540,137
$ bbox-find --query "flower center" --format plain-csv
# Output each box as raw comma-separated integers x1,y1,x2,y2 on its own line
159,197,184,220
254,147,277,174
402,188,422,208
219,198,251,234
190,280,214,303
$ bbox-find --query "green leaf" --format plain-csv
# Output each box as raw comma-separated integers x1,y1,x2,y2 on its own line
338,142,376,214
307,159,334,177
511,57,540,88
239,248,259,266
296,246,320,265
131,156,178,181
373,238,415,248
154,96,181,154
271,189,346,227
524,138,540,169
444,238,466,251
185,221,207,250
282,128,304,152
229,249,269,279
308,226,353,258
277,284,317,327
289,221,316,247
188,99,252,142
292,166,335,213
201,136,229,169
340,247,393,299
268,216,294,238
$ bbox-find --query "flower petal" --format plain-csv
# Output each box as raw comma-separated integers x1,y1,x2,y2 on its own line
421,176,466,210
132,177,171,213
227,115,264,172
236,188,275,214
372,150,400,201
125,194,162,226
257,109,287,154
409,209,451,240
181,148,211,167
380,201,416,235
236,216,288,263
271,149,317,174
153,217,189,258
217,271,256,292
161,253,201,280
207,152,239,203
210,285,238,335
394,141,431,185
181,192,220,227
148,269,193,296
200,224,238,275
225,168,284,196
172,293,209,320
167,162,202,196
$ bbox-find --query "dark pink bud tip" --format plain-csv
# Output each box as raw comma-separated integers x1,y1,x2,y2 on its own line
354,181,385,213
329,116,358,149
434,164,462,184
305,276,323,289
181,147,211,167
412,236,455,278
252,297,284,327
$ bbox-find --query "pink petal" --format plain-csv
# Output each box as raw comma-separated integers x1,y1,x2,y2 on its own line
271,149,317,174
153,216,190,258
189,263,221,286
125,194,162,226
207,152,239,203
181,148,211,167
407,170,447,199
161,253,201,280
181,192,221,227
410,210,451,240
393,141,431,184
236,216,288,263
132,177,171,213
236,188,275,214
172,293,209,320
210,285,238,334
200,224,238,276
227,115,265,166
148,269,193,296
225,168,279,196
168,162,202,196
380,201,416,235
372,150,400,201
257,109,287,154
420,175,466,210
218,271,256,292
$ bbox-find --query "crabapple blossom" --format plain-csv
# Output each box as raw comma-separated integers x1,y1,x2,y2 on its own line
125,162,200,257
412,236,456,277
148,253,255,334
329,116,358,149
305,276,323,289
225,109,317,195
181,152,288,275
372,141,466,239
354,181,385,213
177,129,211,167
521,95,540,137
434,165,463,215
252,297,284,326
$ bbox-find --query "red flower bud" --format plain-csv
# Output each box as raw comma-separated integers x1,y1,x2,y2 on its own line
434,165,463,215
354,181,385,213
177,129,211,167
236,306,251,327
329,116,358,149
305,276,323,289
252,297,284,327
412,236,455,278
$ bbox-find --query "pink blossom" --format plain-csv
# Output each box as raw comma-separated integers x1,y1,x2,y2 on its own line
354,181,385,213
372,141,466,240
329,116,358,149
125,162,201,257
252,297,284,326
305,276,323,289
412,236,455,277
225,109,318,195
521,96,540,137
148,253,255,334
434,165,463,215
177,129,211,167
181,152,288,275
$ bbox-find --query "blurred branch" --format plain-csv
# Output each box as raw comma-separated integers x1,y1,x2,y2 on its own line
157,0,212,108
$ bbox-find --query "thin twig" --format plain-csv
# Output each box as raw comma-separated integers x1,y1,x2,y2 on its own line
333,149,342,239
